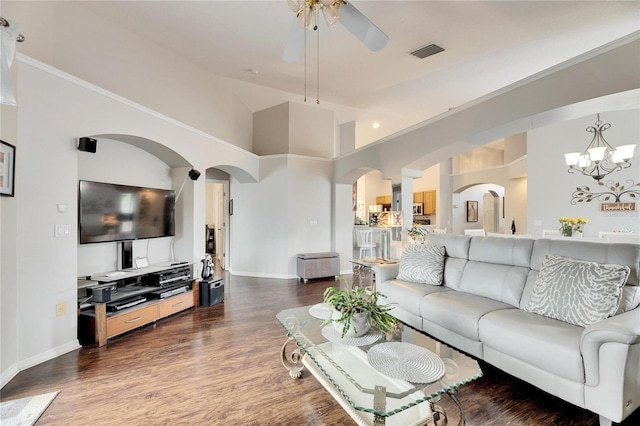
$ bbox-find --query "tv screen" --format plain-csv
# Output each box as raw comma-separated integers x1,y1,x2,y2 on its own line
79,180,175,244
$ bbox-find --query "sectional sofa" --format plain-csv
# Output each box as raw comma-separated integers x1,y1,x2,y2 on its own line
373,234,640,426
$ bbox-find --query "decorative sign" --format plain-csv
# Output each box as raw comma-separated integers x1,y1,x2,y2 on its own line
600,203,636,212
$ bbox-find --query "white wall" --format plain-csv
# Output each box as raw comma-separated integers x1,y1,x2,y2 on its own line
0,56,259,387
77,139,174,276
229,155,334,278
528,109,640,238
0,85,19,384
452,184,505,235
4,2,254,151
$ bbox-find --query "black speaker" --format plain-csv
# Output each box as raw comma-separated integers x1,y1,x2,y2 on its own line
200,278,224,307
78,137,97,153
88,286,112,302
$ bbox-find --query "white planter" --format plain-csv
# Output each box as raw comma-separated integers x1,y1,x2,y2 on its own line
332,309,370,337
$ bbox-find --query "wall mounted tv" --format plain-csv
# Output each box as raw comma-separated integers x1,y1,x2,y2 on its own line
79,180,175,244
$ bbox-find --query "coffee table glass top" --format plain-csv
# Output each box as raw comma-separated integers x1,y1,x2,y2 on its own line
276,304,483,421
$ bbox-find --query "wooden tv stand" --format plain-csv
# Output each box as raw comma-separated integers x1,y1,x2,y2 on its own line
78,263,199,347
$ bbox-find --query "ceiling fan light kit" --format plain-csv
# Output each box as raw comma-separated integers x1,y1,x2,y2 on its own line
283,0,388,104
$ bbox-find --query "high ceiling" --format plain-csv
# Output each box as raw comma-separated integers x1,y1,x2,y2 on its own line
78,1,639,144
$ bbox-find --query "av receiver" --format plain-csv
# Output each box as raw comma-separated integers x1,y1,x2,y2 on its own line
142,265,191,288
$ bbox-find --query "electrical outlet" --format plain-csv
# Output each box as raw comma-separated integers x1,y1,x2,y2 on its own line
56,302,67,317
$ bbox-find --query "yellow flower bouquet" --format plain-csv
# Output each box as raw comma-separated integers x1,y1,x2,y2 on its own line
558,217,588,237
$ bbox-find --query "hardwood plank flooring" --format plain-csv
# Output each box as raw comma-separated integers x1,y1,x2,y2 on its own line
1,272,639,425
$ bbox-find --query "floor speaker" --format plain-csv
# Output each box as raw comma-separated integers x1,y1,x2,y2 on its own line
200,278,224,307
78,137,97,153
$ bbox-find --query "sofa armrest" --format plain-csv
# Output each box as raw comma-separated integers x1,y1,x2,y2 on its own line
372,263,400,286
581,308,640,386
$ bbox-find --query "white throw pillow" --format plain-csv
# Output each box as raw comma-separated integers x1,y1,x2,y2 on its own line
524,254,630,327
396,244,446,286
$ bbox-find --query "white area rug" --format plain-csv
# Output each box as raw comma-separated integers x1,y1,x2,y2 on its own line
0,391,59,426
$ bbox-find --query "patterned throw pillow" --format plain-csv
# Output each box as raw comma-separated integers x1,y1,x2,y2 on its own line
396,244,446,285
524,254,630,327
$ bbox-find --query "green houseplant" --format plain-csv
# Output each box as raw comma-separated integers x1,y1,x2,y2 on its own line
322,278,397,338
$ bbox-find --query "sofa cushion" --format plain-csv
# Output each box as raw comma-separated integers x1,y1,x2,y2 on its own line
456,237,534,307
531,239,639,286
425,234,471,259
524,254,629,327
469,236,534,267
396,244,446,285
458,261,530,307
618,285,640,314
479,309,585,383
378,279,451,317
419,291,513,341
422,234,471,290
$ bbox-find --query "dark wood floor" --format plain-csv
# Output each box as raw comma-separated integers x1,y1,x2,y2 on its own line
2,271,639,425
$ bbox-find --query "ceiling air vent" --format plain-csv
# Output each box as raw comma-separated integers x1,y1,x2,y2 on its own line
410,44,444,59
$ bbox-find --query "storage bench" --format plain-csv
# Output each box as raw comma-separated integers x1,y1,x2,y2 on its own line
296,252,340,283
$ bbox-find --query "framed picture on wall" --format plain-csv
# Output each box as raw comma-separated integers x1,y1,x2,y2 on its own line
466,201,478,222
413,203,423,215
0,140,16,197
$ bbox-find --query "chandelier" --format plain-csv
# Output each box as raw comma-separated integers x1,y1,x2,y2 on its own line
564,114,636,181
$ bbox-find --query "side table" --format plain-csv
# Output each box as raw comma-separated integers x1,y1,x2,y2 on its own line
349,258,399,291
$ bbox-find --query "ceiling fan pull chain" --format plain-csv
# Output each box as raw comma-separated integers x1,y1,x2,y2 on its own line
303,14,308,103
316,12,320,104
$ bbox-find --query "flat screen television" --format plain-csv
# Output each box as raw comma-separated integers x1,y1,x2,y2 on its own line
79,180,175,244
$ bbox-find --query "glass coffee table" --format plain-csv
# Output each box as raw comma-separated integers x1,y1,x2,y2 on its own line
276,305,482,426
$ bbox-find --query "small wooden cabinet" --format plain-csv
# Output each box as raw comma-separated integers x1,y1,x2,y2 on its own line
78,264,198,347
86,290,195,346
423,190,436,215
376,191,436,214
106,304,159,339
375,195,391,205
158,291,194,318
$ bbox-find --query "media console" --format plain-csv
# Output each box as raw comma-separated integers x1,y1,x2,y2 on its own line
78,263,199,347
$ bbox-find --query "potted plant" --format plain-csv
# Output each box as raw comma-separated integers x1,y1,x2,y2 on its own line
322,278,397,338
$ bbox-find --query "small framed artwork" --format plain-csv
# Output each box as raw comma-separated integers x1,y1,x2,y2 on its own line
377,211,390,227
413,203,423,215
0,140,16,197
466,200,478,222
368,212,380,227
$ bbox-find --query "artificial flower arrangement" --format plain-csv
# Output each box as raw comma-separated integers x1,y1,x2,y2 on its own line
407,226,428,243
558,217,588,237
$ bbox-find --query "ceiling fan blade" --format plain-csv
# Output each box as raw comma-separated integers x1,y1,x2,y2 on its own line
282,19,305,63
339,1,388,52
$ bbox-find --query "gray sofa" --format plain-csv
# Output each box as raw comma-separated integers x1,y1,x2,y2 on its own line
373,234,640,426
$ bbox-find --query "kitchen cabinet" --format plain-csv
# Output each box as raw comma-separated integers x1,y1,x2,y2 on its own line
376,195,391,205
423,190,436,214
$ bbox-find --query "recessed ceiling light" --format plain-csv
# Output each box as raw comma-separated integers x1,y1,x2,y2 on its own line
373,122,380,129
247,69,259,75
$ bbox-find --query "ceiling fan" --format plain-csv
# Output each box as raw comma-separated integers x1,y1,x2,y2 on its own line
282,0,389,63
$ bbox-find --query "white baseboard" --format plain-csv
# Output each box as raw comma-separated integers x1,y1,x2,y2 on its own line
1,340,81,389
0,363,19,389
